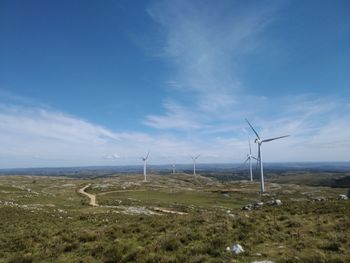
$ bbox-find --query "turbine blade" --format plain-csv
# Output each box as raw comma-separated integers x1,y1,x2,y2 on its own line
145,151,150,159
243,158,249,165
252,156,258,161
262,135,290,143
195,155,200,160
245,119,260,139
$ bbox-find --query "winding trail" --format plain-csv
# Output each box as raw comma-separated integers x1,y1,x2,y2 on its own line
78,184,98,207
77,185,187,215
152,207,188,215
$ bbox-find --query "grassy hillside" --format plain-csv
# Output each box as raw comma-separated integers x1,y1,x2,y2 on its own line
0,174,349,262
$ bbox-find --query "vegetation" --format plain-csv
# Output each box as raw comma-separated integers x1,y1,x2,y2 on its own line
0,174,349,262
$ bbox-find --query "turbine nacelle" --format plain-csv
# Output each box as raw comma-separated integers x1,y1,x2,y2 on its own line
141,151,150,162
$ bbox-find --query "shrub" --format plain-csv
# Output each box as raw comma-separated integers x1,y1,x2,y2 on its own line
8,254,33,263
78,230,97,242
159,235,181,251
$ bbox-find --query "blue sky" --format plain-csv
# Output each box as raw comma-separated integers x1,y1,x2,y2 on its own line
0,0,349,168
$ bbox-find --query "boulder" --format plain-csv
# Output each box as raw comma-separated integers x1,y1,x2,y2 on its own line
267,199,282,206
242,204,253,211
274,199,282,206
313,197,326,202
338,194,348,200
227,243,244,254
254,201,264,208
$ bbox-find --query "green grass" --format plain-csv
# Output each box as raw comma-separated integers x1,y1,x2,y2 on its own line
0,174,349,262
98,189,245,209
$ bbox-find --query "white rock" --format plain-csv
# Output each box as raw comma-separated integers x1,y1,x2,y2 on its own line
274,199,282,205
242,204,253,210
230,244,244,254
313,196,326,202
251,261,275,263
268,199,282,206
338,194,348,200
254,202,264,208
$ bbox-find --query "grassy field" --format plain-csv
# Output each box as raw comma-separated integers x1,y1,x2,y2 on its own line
0,173,349,262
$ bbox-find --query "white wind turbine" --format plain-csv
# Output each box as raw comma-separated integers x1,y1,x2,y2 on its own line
172,163,176,174
243,139,258,182
141,152,149,182
246,119,290,193
191,155,200,175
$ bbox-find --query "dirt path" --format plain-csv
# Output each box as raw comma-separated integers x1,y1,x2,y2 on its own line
98,189,146,196
152,207,188,215
78,184,98,207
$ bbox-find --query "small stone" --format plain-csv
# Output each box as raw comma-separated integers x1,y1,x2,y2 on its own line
242,204,253,210
230,244,244,254
267,199,282,206
338,194,348,200
274,199,282,206
313,197,326,202
254,201,264,208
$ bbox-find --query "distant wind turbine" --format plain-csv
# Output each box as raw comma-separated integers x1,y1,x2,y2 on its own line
141,152,149,182
243,139,258,182
246,119,290,193
172,163,176,174
191,155,200,175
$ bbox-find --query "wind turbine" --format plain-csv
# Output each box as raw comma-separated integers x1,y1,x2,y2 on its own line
243,139,257,182
191,155,200,175
141,152,149,182
172,163,176,174
245,119,290,193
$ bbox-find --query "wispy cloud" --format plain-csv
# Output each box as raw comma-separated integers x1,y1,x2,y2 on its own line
147,0,277,118
144,100,204,130
1,95,349,168
0,1,349,168
0,102,230,167
142,1,350,163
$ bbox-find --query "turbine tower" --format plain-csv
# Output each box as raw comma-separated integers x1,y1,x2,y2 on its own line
246,119,290,193
243,139,257,182
172,163,176,174
141,152,149,182
191,155,200,175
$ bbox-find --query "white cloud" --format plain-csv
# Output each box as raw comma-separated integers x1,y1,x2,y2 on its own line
104,153,120,160
147,0,277,117
0,95,349,169
0,2,349,167
144,100,204,130
145,0,350,163
0,103,231,168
